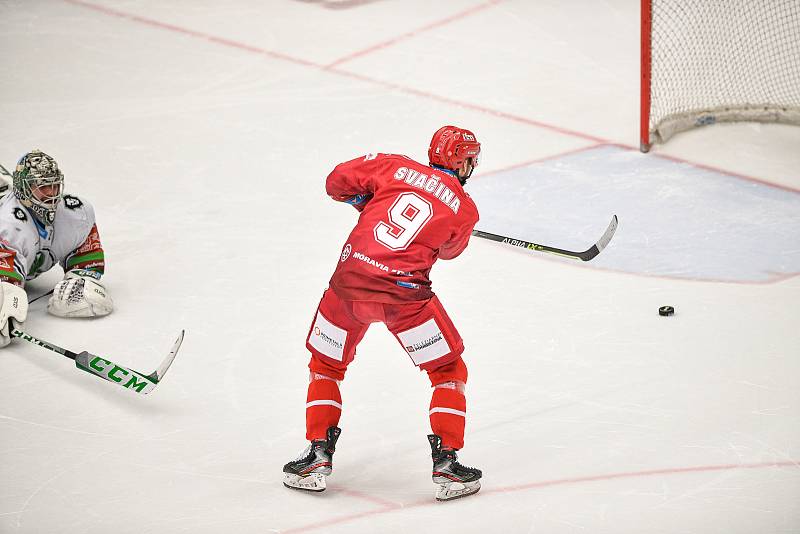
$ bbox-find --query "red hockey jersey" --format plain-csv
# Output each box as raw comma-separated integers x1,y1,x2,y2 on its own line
326,153,479,303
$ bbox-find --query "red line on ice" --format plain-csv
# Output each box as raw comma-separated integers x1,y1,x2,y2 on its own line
60,1,796,196
282,460,799,533
325,0,505,68
60,0,605,145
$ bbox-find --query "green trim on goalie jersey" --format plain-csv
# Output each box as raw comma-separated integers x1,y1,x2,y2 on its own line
0,268,23,282
66,251,105,270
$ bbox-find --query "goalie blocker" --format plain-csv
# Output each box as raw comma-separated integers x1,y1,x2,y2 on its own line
0,281,28,348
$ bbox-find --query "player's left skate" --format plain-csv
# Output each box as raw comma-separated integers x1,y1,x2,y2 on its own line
283,426,341,492
428,434,482,501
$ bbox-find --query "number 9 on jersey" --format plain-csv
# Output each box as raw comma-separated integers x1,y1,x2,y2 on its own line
373,192,433,251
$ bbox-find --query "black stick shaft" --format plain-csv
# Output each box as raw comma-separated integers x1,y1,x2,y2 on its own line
471,215,617,262
472,229,588,260
11,328,78,360
28,289,55,305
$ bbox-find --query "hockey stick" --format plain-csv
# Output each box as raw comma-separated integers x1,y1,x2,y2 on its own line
11,327,185,395
472,215,618,261
28,289,54,305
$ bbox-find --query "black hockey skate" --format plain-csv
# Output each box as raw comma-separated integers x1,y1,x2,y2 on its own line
428,434,482,501
283,426,341,492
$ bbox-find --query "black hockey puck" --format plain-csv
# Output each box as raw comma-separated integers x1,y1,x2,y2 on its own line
658,306,674,317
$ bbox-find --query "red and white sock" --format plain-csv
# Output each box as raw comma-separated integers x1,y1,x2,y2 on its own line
305,373,342,441
429,381,466,449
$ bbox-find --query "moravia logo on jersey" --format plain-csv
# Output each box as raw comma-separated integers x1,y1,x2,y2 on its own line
341,244,351,262
353,251,390,272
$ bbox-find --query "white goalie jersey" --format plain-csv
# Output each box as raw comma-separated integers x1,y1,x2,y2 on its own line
0,193,105,285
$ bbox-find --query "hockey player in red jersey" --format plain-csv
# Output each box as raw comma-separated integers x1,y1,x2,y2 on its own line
283,126,483,501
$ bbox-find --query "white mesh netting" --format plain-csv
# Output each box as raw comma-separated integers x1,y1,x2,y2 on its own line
648,0,800,144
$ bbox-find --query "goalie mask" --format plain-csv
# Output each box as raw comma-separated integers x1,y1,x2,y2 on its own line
13,149,64,225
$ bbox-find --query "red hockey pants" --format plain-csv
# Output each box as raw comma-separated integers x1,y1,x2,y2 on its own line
303,289,470,449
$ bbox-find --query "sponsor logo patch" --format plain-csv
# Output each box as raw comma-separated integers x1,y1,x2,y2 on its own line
64,195,83,210
74,224,103,255
308,311,347,361
0,249,15,271
397,318,451,366
341,243,351,262
13,208,27,222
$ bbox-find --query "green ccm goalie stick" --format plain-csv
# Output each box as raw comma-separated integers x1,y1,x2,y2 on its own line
11,328,185,395
2,161,183,394
472,215,618,262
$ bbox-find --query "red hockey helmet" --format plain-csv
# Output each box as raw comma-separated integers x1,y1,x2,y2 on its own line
428,125,481,172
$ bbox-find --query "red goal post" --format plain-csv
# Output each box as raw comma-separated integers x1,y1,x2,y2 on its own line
640,0,800,152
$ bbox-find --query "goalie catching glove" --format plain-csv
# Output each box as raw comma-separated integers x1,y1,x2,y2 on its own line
47,269,113,318
0,281,27,347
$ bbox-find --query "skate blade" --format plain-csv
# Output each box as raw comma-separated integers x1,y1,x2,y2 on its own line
435,480,481,501
283,472,327,492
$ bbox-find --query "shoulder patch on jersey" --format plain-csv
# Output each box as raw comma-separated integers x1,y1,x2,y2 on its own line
13,207,27,222
63,195,83,210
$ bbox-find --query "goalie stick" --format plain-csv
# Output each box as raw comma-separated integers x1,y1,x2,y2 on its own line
472,215,618,262
2,160,183,394
28,289,54,305
11,327,185,395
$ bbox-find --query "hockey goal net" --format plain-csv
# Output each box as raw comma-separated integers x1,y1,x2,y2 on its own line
640,0,800,152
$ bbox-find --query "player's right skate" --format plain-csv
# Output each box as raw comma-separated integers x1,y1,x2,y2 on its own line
283,426,341,492
428,434,482,501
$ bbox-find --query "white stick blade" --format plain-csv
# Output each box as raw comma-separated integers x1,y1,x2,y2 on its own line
147,330,185,385
595,215,618,252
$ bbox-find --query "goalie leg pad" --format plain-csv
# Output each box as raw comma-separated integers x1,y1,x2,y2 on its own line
47,270,113,318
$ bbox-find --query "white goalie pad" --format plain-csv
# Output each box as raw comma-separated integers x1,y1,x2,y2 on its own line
47,270,113,318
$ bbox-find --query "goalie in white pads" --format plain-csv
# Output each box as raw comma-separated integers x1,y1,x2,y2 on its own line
0,150,113,348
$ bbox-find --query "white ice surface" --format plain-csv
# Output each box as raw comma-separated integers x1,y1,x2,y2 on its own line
1,1,799,533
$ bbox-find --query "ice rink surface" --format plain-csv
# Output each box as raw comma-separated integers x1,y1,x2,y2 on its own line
1,1,799,533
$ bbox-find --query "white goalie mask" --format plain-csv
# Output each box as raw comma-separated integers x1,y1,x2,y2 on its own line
13,150,64,225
